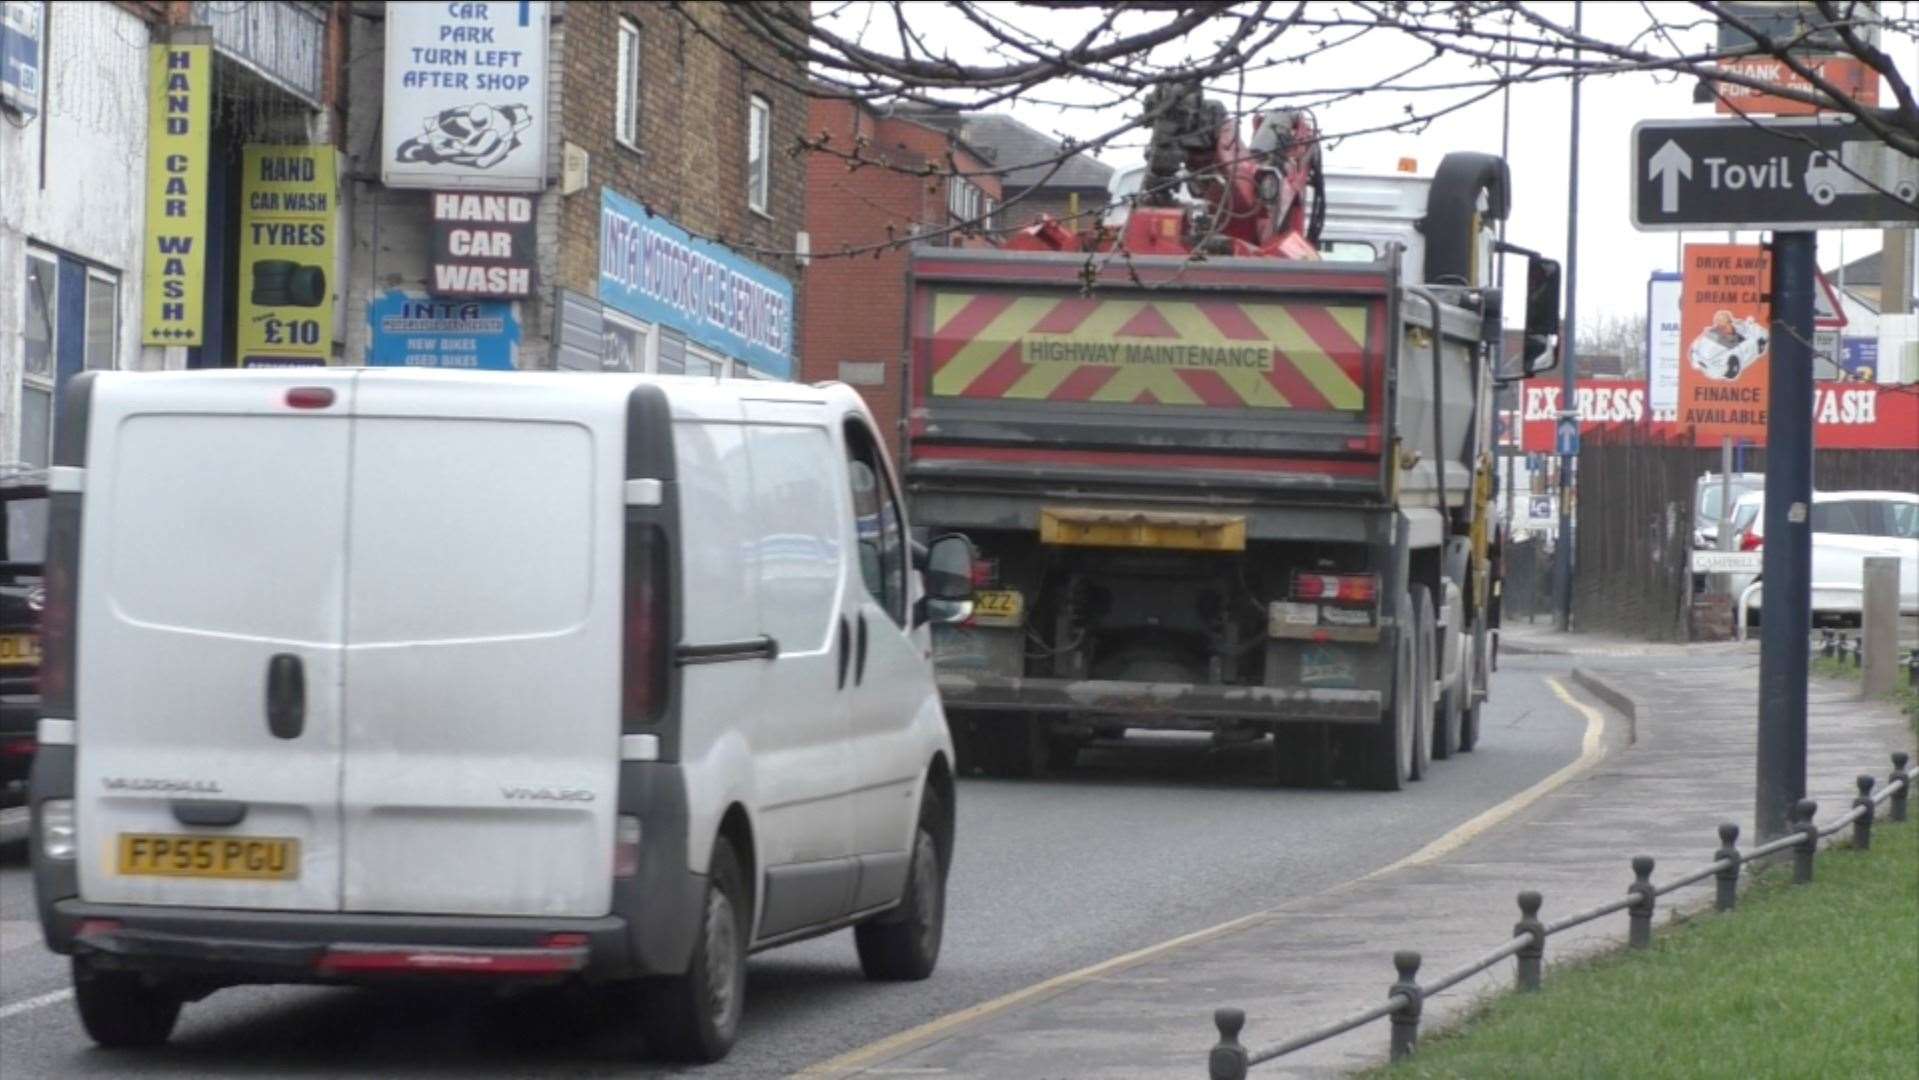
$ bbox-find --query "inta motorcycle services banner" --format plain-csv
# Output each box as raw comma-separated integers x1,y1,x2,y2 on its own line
237,145,337,367
1679,243,1772,444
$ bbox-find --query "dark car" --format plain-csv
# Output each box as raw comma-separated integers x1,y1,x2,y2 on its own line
0,470,47,810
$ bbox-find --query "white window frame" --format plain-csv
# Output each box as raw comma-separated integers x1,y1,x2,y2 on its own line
685,343,726,379
85,268,120,371
603,309,656,373
615,17,642,151
20,248,60,466
747,94,771,218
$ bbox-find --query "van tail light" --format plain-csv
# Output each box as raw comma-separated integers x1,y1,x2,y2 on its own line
37,494,81,713
1739,530,1763,552
622,523,670,728
613,815,642,878
1292,572,1379,606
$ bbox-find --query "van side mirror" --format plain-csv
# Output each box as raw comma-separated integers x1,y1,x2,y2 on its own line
916,534,975,627
1521,255,1562,377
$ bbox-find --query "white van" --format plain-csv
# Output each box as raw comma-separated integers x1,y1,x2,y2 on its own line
28,369,972,1062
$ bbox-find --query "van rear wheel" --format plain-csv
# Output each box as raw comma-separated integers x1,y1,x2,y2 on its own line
640,836,748,1063
71,959,181,1048
855,791,947,981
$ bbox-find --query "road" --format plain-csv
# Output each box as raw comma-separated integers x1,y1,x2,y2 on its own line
0,653,1593,1078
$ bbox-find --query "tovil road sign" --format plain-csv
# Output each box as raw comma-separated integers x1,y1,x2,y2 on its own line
1632,117,1919,231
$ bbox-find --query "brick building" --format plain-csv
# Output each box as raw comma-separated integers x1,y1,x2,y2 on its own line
801,98,1002,450
345,2,809,378
898,109,1115,234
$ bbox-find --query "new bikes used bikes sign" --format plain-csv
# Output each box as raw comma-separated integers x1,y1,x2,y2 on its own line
382,1,548,192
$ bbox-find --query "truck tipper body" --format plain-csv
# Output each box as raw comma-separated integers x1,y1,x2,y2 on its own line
905,155,1561,789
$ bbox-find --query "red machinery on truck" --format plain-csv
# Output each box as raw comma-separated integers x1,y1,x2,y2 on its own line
907,83,1563,788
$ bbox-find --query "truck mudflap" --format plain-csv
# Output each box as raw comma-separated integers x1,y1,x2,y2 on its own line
936,672,1382,724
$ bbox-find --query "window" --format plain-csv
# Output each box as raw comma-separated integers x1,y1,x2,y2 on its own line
747,94,771,216
656,326,687,375
1810,501,1870,535
842,421,907,626
615,18,642,149
602,312,652,372
85,271,118,370
1319,239,1379,264
20,251,58,467
685,344,724,378
1882,501,1919,540
948,177,982,222
983,196,997,232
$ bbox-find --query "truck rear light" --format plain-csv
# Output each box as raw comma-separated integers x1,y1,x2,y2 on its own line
613,815,642,878
1739,530,1763,552
1291,572,1378,605
76,918,122,938
623,524,670,728
0,737,34,758
971,558,999,589
542,933,589,949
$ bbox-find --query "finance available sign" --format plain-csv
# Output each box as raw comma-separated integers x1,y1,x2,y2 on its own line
1680,244,1772,442
238,145,336,367
430,192,535,298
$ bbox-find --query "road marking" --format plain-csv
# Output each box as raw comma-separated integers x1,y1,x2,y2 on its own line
0,988,71,1022
1360,675,1609,880
795,673,1614,1079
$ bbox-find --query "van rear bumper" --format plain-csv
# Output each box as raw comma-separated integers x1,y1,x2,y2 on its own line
45,901,656,986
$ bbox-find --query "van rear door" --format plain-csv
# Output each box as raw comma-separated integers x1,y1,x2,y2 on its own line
76,372,356,912
337,374,621,917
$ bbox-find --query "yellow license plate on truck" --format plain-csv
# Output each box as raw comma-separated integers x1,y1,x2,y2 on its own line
972,589,1024,626
0,632,38,666
117,834,299,880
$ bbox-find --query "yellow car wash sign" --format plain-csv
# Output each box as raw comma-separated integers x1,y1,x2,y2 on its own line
927,291,1371,411
237,145,337,367
142,43,211,346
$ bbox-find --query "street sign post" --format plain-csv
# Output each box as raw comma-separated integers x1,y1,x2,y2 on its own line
1632,118,1919,231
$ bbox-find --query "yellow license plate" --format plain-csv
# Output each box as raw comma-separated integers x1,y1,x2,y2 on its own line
0,632,38,667
117,834,300,881
972,589,1024,627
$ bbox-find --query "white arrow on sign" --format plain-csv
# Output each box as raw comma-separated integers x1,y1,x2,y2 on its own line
1648,140,1694,213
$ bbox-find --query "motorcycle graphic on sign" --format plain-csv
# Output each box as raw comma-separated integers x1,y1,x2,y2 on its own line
395,104,533,171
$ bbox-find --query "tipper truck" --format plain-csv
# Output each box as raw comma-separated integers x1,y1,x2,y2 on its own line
907,85,1562,789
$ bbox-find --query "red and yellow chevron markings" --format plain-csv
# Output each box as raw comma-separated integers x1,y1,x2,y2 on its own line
927,291,1370,410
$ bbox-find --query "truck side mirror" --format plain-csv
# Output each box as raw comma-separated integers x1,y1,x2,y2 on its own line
1522,256,1562,377
916,534,975,627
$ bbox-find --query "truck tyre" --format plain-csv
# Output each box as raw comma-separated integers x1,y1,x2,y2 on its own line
1461,619,1489,752
1409,585,1435,781
641,836,748,1062
1423,153,1511,286
1432,591,1465,760
72,959,181,1048
1362,592,1418,791
856,789,947,981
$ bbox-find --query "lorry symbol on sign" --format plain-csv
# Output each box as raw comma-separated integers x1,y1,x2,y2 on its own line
1803,141,1919,206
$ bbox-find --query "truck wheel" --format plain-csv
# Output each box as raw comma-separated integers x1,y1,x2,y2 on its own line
1460,619,1489,752
855,790,947,981
1409,585,1435,781
641,837,748,1062
1432,592,1465,760
1362,593,1418,791
71,959,181,1048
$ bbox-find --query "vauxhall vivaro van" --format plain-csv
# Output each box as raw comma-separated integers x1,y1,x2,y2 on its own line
29,370,972,1062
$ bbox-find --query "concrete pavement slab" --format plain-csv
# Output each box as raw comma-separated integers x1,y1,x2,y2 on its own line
802,655,1916,1079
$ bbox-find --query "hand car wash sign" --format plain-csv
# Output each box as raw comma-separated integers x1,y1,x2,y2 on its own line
382,2,548,192
599,188,794,379
431,192,534,298
142,42,210,345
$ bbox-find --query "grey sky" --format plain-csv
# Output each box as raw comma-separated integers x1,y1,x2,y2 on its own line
817,2,1917,327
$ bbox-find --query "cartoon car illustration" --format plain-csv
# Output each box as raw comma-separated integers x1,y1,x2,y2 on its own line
1689,310,1768,381
1804,142,1919,207
395,104,532,170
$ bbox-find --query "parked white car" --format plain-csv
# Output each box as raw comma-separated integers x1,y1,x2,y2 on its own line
1728,490,1919,625
30,370,973,1062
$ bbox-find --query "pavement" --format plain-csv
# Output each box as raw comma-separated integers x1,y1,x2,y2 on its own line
802,633,1918,1079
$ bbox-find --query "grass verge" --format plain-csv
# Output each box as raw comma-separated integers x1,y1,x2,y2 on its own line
1361,816,1918,1079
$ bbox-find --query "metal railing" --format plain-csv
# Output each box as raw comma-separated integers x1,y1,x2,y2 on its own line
1206,753,1917,1078
1815,630,1919,690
